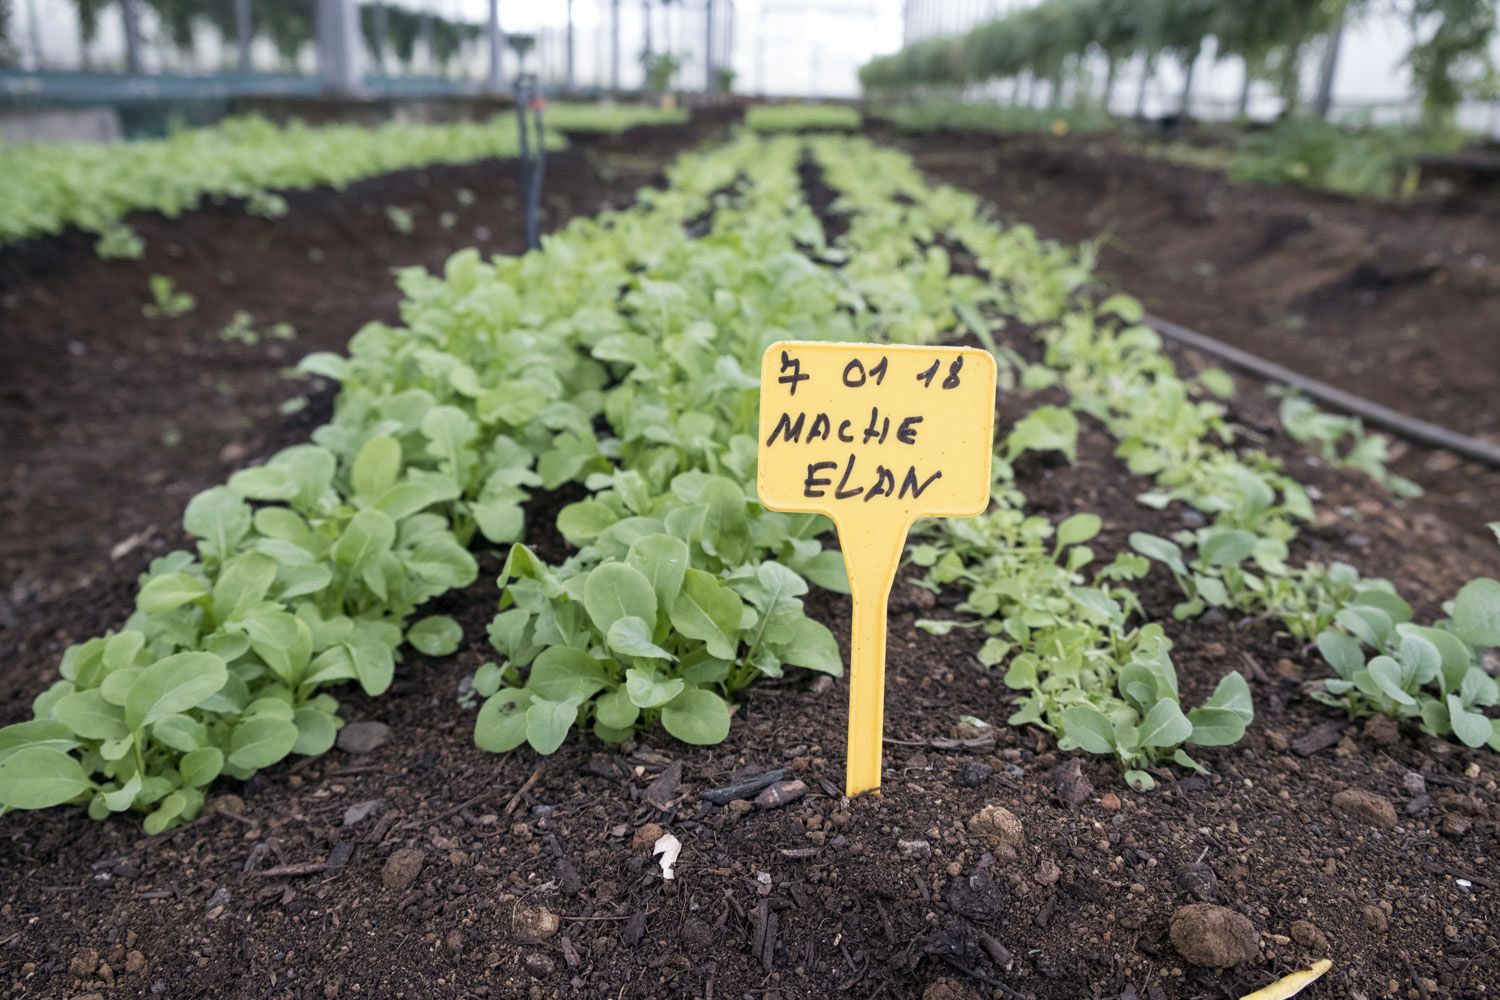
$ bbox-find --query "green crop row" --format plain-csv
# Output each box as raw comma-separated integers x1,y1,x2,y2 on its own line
745,104,861,133
0,104,684,250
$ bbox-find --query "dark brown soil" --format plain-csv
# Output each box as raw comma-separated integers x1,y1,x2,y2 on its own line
880,127,1500,542
3,122,1499,1000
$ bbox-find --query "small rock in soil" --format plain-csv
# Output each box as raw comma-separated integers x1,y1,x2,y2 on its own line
631,822,665,850
1177,861,1218,902
337,721,390,755
381,848,424,891
1363,904,1389,934
342,799,379,827
1169,903,1259,968
967,804,1025,854
1331,787,1397,829
954,761,992,787
69,948,100,977
1402,771,1427,796
1363,715,1400,745
522,951,555,978
1442,813,1473,837
898,839,932,860
756,779,808,810
124,952,147,975
922,978,980,1000
1292,721,1345,757
1035,859,1061,886
512,904,561,943
1051,758,1093,808
1290,919,1329,954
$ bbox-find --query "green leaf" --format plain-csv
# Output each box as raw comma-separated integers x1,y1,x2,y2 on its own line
183,486,251,561
583,562,658,636
1202,672,1253,723
292,708,338,756
0,747,92,809
625,668,686,709
227,716,300,770
346,631,395,697
407,615,463,657
1366,656,1416,706
1138,700,1193,748
102,773,142,812
143,791,188,835
1128,533,1186,576
352,436,402,498
333,509,397,568
607,617,676,661
525,698,578,754
138,572,209,613
626,534,690,611
557,500,619,546
660,688,732,745
594,686,640,730
52,689,130,741
1447,695,1493,748
180,746,224,787
475,689,533,752
1055,513,1101,548
1059,705,1116,754
1453,578,1500,648
1199,529,1258,568
528,647,610,702
124,652,228,730
778,617,843,675
1185,707,1247,746
1316,630,1365,679
670,569,744,659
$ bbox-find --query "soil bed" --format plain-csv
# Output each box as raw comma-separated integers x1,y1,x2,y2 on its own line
2,123,1499,1000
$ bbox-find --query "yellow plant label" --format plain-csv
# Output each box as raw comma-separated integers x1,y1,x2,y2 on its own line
757,341,997,796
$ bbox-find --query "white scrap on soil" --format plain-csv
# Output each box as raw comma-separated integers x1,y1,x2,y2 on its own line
653,832,681,880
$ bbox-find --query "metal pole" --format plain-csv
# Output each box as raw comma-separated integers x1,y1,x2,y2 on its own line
610,0,620,92
704,0,714,93
565,0,574,89
121,0,143,73
317,0,362,93
1312,1,1346,120
487,0,504,91
235,0,253,72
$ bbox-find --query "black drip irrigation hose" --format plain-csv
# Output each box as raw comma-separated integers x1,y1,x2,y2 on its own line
1144,311,1500,470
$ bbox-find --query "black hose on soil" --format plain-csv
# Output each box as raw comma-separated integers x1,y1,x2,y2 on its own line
1145,311,1500,469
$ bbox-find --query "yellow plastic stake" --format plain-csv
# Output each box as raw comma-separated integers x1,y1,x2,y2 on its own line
757,341,997,797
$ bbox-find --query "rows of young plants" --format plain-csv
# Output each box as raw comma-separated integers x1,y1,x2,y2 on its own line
744,104,862,133
2,129,1496,830
0,104,684,253
802,134,1500,768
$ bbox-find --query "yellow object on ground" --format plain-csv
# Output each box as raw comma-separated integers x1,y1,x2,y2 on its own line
757,341,997,797
1239,959,1333,1000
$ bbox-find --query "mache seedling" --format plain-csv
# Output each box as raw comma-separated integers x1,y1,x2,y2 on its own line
142,275,195,319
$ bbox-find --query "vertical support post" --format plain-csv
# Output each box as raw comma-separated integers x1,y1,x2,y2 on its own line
317,0,363,94
234,0,253,72
487,0,504,92
121,0,143,73
610,0,621,93
565,0,575,90
1312,1,1346,120
703,0,714,93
